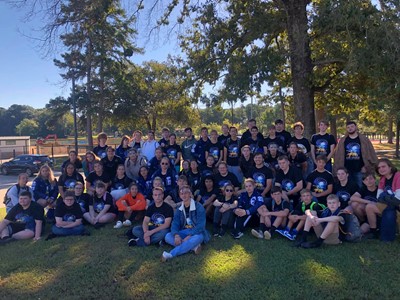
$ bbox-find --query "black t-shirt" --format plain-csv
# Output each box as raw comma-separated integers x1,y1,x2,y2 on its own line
344,136,364,172
214,172,240,190
262,137,285,152
239,155,255,179
265,154,280,172
334,180,360,209
75,193,91,213
58,173,85,191
276,130,292,148
164,144,182,166
101,155,123,179
198,187,218,204
86,171,111,188
91,193,116,214
216,194,237,205
61,159,83,171
242,137,264,154
225,138,241,166
288,137,311,155
248,166,274,195
275,166,303,201
200,165,215,178
265,198,290,212
188,171,202,191
205,141,224,163
287,152,307,172
311,133,336,158
146,202,174,230
55,201,83,222
218,134,231,146
93,145,108,159
384,176,394,192
306,170,334,205
359,186,378,202
131,141,142,151
292,201,325,216
111,175,132,191
6,202,44,231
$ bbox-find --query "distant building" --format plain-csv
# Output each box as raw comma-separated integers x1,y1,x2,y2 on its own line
0,136,30,159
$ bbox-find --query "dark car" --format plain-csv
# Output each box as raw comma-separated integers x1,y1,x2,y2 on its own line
1,155,53,177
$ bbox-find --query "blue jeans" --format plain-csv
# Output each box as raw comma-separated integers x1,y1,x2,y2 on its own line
132,226,170,247
52,224,85,236
165,229,204,257
348,171,363,189
228,165,243,186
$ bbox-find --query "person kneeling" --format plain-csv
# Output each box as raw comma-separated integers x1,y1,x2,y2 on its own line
296,194,344,248
48,191,87,239
129,187,173,247
162,186,210,262
0,191,44,244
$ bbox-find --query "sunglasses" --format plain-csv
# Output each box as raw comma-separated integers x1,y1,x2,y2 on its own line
161,162,169,165
225,189,233,192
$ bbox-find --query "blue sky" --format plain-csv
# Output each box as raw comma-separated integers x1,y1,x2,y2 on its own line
0,2,180,109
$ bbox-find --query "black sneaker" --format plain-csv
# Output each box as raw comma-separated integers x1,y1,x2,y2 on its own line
233,232,244,239
301,241,322,249
0,236,15,245
128,238,139,247
81,229,91,236
94,223,105,230
218,229,226,237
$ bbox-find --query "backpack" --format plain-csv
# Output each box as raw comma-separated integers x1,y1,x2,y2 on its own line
3,184,31,205
338,210,362,242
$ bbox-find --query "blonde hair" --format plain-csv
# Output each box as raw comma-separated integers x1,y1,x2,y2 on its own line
37,165,56,185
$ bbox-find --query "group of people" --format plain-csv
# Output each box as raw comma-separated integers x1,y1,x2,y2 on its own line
2,118,400,262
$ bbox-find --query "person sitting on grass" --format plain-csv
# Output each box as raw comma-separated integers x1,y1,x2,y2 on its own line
32,164,58,221
162,185,210,262
73,182,92,224
232,178,264,239
277,189,325,241
196,175,218,218
129,187,173,247
295,194,344,248
110,164,132,202
114,183,146,229
213,183,238,237
57,162,85,200
0,191,44,244
47,191,88,239
85,161,111,196
350,172,378,227
251,186,290,240
4,173,33,213
87,181,116,229
164,175,189,210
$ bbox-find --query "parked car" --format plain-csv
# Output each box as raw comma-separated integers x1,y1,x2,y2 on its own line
0,155,53,177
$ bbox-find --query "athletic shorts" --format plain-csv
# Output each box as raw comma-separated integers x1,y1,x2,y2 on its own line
7,223,30,235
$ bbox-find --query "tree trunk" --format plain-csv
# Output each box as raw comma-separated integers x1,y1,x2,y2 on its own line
282,0,315,138
86,41,94,148
330,116,337,139
315,108,326,128
396,117,399,158
97,60,105,133
152,113,157,132
388,115,393,144
279,84,286,125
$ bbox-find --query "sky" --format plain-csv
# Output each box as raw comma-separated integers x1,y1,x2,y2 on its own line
0,1,181,110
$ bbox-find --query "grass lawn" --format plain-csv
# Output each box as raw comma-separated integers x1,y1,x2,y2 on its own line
0,209,399,299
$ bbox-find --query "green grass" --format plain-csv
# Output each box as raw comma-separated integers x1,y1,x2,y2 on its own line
0,219,399,299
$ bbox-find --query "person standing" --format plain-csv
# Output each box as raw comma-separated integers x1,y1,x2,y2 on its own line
311,120,336,172
141,131,160,161
181,127,197,161
333,121,378,188
275,119,292,149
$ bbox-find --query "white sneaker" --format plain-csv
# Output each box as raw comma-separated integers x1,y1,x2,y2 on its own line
264,230,271,240
251,229,263,239
193,244,202,255
123,220,132,227
161,251,173,262
113,221,123,229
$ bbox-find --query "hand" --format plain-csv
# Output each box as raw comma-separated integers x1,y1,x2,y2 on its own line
174,235,182,246
143,231,152,239
127,207,132,213
144,236,151,245
33,237,41,241
182,235,191,242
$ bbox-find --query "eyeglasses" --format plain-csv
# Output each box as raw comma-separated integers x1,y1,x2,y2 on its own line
161,162,169,165
225,189,233,192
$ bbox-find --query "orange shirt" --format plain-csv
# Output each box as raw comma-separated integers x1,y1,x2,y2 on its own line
116,192,146,211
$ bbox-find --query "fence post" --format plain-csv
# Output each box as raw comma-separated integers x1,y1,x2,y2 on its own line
51,145,54,161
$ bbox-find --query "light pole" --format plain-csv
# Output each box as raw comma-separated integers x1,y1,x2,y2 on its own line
71,61,78,153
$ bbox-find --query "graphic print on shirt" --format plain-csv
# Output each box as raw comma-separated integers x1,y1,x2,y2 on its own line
64,179,77,189
312,178,328,193
209,146,220,161
149,213,166,227
336,191,351,203
253,172,266,190
15,213,32,224
346,143,361,160
315,139,328,155
282,179,295,192
228,144,239,158
63,214,77,222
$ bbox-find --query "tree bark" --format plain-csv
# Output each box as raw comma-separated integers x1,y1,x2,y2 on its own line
396,117,399,158
282,0,315,138
330,116,337,139
86,41,94,148
388,115,393,144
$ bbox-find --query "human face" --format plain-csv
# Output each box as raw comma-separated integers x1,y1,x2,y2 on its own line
275,123,283,132
163,130,170,139
319,122,328,133
95,186,105,196
66,164,75,176
336,169,348,182
278,159,289,171
40,167,50,178
117,165,125,176
218,164,228,176
294,126,303,136
254,154,264,166
94,163,103,174
222,125,229,135
140,167,148,178
289,144,298,155
205,178,214,189
210,131,218,141
123,138,129,147
251,128,258,138
99,138,107,146
147,132,155,141
69,152,77,161
316,159,326,170
327,198,340,212
269,127,276,136
224,186,234,196
271,191,282,202
129,151,138,160
244,181,255,194
177,178,187,187
182,161,190,170
74,185,83,195
169,135,176,144
190,161,198,171
248,121,256,130
134,132,142,141
161,158,170,170
229,128,237,138
155,149,163,159
377,162,391,177
153,179,162,188
363,175,376,188
63,196,75,207
242,147,250,157
153,189,164,205
206,156,214,166
18,174,29,186
179,188,192,203
107,148,115,158
346,124,357,135
130,185,138,196
301,192,312,205
268,144,278,154
185,130,192,138
19,195,31,208
201,129,208,139
86,153,94,162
